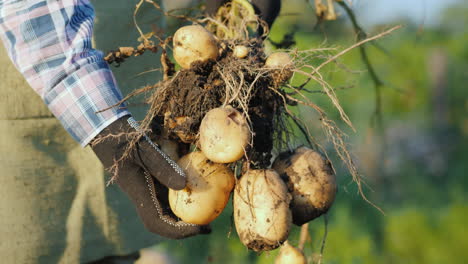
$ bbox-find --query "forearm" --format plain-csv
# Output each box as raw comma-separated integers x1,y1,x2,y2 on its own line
0,0,130,146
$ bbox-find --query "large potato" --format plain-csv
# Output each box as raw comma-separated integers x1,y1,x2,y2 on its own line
173,25,219,69
234,169,291,251
273,147,337,225
199,106,251,163
168,151,235,225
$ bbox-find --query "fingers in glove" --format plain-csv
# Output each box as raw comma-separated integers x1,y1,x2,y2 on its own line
135,139,186,190
116,164,210,239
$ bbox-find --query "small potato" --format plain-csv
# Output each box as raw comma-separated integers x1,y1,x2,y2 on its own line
135,249,175,264
265,52,294,84
199,106,250,163
265,52,293,68
233,45,249,58
173,25,219,69
169,151,235,225
275,241,307,264
273,147,337,225
234,169,292,251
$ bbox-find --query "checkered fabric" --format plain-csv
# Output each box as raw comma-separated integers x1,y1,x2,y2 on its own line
0,0,131,146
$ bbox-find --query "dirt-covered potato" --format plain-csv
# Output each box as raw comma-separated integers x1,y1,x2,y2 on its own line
265,52,294,84
199,106,251,163
273,147,337,225
274,241,307,264
234,169,292,251
173,25,219,69
168,151,235,225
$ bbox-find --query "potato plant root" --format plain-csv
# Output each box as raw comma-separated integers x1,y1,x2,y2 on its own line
145,37,283,168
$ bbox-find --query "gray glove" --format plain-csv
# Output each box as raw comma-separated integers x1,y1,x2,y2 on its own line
91,116,210,239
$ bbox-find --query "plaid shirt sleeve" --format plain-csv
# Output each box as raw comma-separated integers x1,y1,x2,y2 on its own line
0,0,131,146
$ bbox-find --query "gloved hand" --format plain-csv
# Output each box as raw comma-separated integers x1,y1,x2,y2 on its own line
91,116,210,239
206,0,281,29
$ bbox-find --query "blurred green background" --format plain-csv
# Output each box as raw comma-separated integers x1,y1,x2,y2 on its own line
156,0,468,263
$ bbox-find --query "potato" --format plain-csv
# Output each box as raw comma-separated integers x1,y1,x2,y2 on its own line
135,249,174,264
273,147,337,225
173,25,219,69
199,106,251,163
265,52,293,68
233,45,249,58
234,169,292,251
265,52,294,84
275,241,307,264
168,151,235,225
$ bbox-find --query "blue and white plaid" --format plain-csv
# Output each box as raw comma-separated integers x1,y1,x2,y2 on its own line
0,0,131,146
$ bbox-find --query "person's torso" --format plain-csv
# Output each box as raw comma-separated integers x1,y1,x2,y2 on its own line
0,1,173,263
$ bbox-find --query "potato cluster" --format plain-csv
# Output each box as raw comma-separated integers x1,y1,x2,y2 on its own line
164,25,337,254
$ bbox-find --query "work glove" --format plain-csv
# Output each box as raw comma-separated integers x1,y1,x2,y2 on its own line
206,0,281,30
91,116,210,239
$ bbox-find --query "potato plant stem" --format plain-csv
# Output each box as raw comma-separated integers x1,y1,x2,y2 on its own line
317,214,329,264
298,223,310,251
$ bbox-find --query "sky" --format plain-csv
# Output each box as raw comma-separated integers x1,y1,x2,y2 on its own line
355,0,463,27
